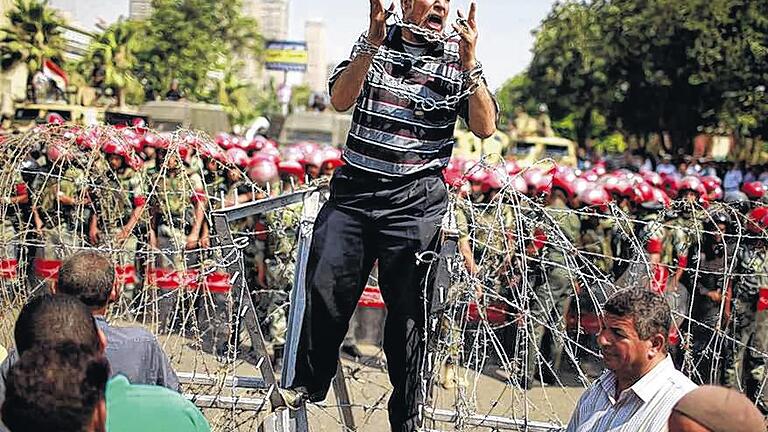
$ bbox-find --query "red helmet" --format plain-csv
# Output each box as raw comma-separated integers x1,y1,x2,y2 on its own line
510,175,527,194
679,176,706,196
632,182,655,205
747,207,768,234
215,132,233,149
226,148,250,168
46,113,65,125
103,139,142,170
278,160,305,179
641,171,663,187
580,186,611,211
638,187,670,210
444,158,465,188
47,142,69,162
573,178,590,198
505,159,521,175
552,166,576,198
742,181,766,200
662,175,681,198
481,168,507,192
708,186,724,202
281,146,304,163
141,132,165,149
523,168,553,196
700,176,721,193
197,140,226,162
603,175,633,199
248,156,279,184
301,151,324,168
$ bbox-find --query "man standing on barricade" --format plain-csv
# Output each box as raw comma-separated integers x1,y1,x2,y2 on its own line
282,0,497,430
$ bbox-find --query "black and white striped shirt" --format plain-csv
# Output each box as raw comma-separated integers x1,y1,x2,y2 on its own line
330,26,481,177
566,356,697,432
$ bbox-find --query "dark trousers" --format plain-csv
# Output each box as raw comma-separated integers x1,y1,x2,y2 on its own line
287,166,447,432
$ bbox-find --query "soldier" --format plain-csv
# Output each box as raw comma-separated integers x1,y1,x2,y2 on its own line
262,162,303,363
724,207,768,411
577,186,612,275
148,143,206,333
89,139,146,308
686,210,733,384
741,181,765,210
32,141,92,287
0,159,30,296
540,170,581,377
666,176,707,290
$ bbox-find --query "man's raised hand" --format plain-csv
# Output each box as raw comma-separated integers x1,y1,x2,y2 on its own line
453,2,479,70
368,0,394,47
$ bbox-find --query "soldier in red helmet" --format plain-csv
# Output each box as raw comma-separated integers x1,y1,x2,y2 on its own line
90,139,147,308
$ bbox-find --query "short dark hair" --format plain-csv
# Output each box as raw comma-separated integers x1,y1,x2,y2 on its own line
14,294,100,354
2,343,109,432
58,251,115,308
604,289,671,349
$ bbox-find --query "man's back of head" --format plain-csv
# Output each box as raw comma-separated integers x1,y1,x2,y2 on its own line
14,294,101,355
1,343,109,432
57,251,115,310
668,386,765,432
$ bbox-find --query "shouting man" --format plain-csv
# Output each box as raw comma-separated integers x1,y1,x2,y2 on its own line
282,0,497,431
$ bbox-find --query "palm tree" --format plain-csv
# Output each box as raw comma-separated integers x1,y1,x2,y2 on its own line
80,19,143,107
0,0,66,81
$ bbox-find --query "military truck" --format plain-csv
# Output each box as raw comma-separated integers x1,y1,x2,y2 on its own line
277,110,352,147
140,101,231,136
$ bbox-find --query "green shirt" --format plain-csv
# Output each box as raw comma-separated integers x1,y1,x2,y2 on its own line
106,375,210,432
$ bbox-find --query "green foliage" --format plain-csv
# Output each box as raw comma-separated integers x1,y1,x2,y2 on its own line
79,19,144,106
290,84,312,111
134,0,264,104
495,73,538,119
525,0,768,155
0,0,66,73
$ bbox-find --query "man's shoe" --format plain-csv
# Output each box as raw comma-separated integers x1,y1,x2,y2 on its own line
278,387,309,410
340,344,363,359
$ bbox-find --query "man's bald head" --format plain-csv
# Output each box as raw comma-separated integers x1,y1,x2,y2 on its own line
668,386,765,432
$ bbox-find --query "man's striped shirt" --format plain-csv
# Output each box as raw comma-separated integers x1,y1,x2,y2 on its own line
566,356,697,432
330,26,488,177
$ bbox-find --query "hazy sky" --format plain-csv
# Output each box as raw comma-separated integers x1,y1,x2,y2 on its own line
51,0,556,91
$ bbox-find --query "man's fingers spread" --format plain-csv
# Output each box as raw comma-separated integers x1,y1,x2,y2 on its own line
469,2,477,23
457,9,464,19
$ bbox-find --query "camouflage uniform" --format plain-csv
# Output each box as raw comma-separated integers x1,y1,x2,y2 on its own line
0,171,28,292
92,167,146,302
536,201,581,380
150,168,205,332
579,216,612,275
724,240,768,409
34,162,92,283
263,203,302,346
455,200,515,297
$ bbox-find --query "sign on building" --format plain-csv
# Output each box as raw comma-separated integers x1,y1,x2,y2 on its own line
264,41,308,72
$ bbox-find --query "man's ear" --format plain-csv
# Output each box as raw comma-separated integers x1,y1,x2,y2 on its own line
108,284,119,304
97,329,107,355
647,332,666,358
401,0,412,15
91,398,107,432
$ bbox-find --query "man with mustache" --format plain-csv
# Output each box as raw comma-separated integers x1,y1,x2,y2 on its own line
281,1,497,431
567,289,697,432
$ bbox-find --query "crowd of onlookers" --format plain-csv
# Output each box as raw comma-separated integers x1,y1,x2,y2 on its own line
0,251,209,431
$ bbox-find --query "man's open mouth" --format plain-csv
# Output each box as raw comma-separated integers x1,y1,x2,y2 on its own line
424,13,444,32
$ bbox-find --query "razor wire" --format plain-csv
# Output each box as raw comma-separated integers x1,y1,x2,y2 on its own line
1,125,768,431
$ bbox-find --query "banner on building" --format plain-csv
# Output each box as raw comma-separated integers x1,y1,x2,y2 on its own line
265,41,308,72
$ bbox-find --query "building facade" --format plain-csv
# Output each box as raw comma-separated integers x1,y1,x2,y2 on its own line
129,0,152,20
304,19,327,94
